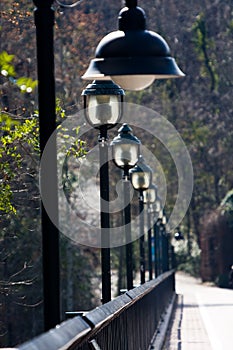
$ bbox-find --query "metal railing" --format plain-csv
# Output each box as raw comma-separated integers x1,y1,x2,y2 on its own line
15,270,175,350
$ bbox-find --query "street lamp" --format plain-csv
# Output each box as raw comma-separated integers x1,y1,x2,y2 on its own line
82,80,124,303
82,0,184,90
143,183,157,280
129,155,152,284
111,124,141,290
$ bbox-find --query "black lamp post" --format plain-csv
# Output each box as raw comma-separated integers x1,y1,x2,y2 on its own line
82,80,124,303
111,124,141,290
153,196,162,277
129,156,152,284
161,212,169,272
161,212,166,273
143,183,157,280
33,0,60,331
82,0,184,90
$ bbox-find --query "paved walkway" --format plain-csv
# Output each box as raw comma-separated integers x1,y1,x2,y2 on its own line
163,293,212,349
162,272,233,350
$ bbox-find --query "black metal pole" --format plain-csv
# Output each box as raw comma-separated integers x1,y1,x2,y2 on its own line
162,227,169,272
156,220,162,276
99,128,111,303
166,232,170,271
153,219,158,278
162,226,167,273
159,222,164,274
147,206,153,280
123,173,133,290
139,191,145,284
33,0,60,330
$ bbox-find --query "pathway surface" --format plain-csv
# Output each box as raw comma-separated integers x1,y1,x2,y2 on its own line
163,272,233,350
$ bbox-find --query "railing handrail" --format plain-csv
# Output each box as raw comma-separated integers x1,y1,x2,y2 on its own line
15,270,175,350
82,270,173,331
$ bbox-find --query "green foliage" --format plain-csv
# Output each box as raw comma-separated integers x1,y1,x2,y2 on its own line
0,51,15,77
174,239,201,277
0,183,16,214
0,109,87,214
0,51,37,94
0,112,39,214
0,75,86,214
0,48,38,181
220,189,233,228
15,77,38,93
0,112,19,128
56,98,66,120
58,124,87,159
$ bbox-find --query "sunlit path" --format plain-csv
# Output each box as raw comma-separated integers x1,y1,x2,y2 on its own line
164,272,233,349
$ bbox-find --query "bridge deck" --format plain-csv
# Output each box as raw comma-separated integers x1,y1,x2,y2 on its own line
161,273,233,350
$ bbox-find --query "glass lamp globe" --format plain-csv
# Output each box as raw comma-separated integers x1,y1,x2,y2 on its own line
82,80,124,129
162,214,167,225
154,196,162,213
129,155,152,191
143,183,157,204
111,123,140,170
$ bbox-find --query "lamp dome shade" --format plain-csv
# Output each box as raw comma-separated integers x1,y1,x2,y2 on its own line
82,5,184,91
